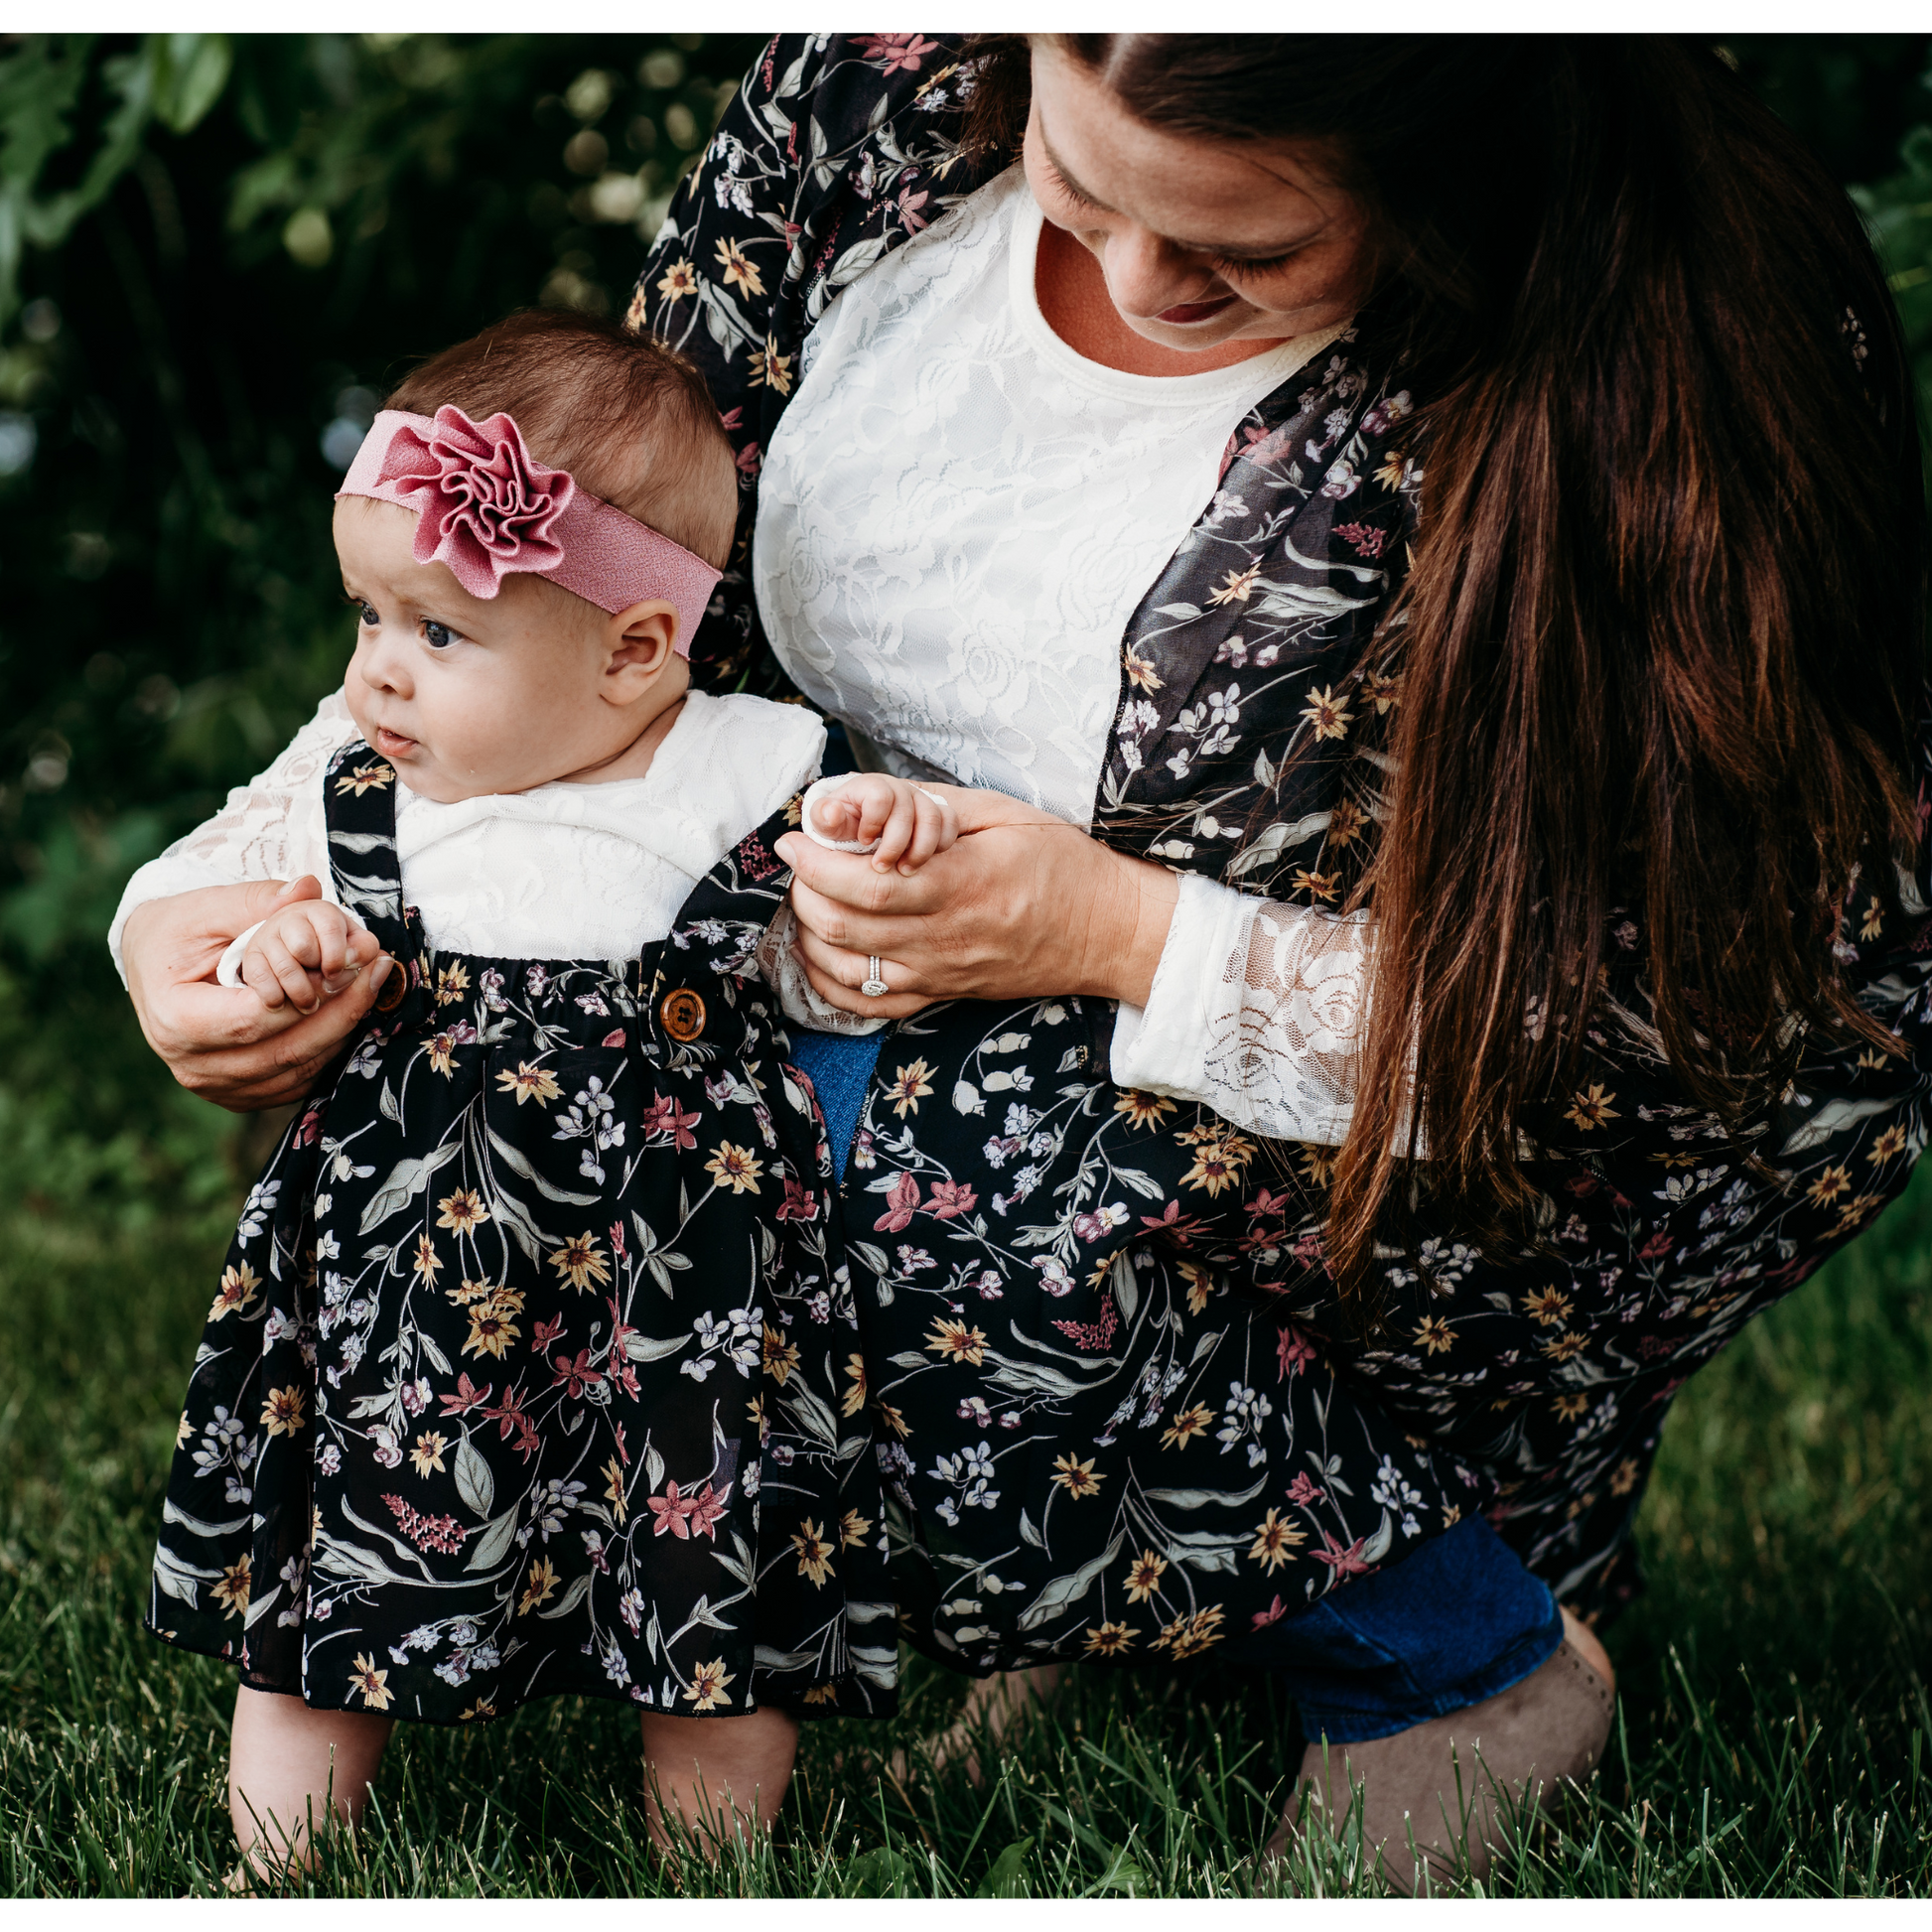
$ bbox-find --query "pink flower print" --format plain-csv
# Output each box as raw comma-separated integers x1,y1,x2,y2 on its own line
874,1172,920,1233
383,405,575,600
438,1373,493,1417
925,1179,978,1220
735,441,761,479
1140,1197,1206,1245
895,185,930,232
682,1481,730,1540
641,1092,701,1151
1332,521,1388,558
1285,1469,1325,1507
776,1176,819,1222
601,1028,625,1049
859,33,939,72
1277,1325,1315,1380
648,1480,700,1539
1311,1532,1373,1577
1252,1594,1289,1630
550,1349,605,1400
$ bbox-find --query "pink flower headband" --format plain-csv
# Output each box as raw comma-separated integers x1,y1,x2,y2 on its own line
336,405,721,657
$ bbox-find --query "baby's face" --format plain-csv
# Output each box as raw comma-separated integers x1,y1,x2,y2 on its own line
336,498,685,802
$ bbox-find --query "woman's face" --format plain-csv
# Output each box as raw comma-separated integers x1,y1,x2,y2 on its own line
1021,42,1376,353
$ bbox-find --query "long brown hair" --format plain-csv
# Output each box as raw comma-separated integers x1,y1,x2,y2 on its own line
968,36,1928,1292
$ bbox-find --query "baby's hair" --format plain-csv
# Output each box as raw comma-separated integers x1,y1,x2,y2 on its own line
385,308,737,570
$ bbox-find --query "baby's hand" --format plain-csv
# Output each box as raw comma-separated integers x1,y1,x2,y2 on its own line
805,772,959,874
240,899,380,1014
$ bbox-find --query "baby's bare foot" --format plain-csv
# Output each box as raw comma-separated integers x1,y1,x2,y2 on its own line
889,1664,1063,1788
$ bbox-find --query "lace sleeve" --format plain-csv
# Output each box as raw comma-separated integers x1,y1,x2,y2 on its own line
756,905,888,1038
106,691,356,985
1110,871,1373,1146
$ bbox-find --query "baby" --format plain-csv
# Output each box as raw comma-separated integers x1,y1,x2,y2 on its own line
111,306,951,1879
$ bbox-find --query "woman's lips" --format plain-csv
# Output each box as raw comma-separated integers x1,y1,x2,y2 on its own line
374,726,418,757
1155,294,1238,326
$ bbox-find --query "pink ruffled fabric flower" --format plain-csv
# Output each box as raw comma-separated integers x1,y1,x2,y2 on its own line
377,404,575,599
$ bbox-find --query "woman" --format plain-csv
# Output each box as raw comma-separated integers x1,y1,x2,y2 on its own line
122,34,1929,1884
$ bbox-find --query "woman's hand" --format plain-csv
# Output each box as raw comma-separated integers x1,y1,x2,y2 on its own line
122,875,392,1112
774,786,1179,1019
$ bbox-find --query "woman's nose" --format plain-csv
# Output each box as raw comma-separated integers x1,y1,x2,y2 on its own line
1100,226,1219,322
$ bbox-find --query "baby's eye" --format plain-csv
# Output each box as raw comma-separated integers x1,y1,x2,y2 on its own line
422,620,460,650
349,600,378,627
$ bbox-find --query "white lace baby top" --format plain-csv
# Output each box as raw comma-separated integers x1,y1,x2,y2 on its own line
755,166,1372,1141
108,687,826,976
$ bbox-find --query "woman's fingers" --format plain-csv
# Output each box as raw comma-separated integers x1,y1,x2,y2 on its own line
790,923,931,1019
777,831,937,916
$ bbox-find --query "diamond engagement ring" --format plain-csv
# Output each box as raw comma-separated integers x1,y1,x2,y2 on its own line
862,955,890,999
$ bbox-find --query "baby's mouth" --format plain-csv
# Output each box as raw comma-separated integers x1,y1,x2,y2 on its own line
373,725,419,758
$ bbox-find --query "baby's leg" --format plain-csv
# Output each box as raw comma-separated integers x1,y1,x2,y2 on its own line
639,1706,799,1859
228,1683,393,1882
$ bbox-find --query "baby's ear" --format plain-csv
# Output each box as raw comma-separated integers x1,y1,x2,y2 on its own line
602,600,682,701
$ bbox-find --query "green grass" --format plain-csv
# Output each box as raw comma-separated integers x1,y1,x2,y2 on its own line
2,1163,1929,1896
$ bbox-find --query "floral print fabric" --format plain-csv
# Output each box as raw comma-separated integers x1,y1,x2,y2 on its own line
637,32,1932,1663
149,741,894,1723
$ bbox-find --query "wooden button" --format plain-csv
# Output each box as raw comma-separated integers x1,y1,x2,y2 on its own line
659,988,706,1042
375,961,408,1012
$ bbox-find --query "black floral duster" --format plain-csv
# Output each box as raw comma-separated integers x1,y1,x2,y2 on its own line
150,742,895,1722
629,33,1932,1666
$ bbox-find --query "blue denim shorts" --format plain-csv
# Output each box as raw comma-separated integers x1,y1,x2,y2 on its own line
1223,1512,1564,1742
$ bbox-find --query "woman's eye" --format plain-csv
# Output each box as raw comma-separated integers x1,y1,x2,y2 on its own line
422,620,458,650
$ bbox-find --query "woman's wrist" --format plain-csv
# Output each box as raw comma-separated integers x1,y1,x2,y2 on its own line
1080,847,1178,1007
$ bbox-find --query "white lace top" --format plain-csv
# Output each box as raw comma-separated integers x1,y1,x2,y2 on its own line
755,166,1370,1142
108,687,829,978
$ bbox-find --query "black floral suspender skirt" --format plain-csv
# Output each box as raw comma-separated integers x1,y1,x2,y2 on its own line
147,740,895,1724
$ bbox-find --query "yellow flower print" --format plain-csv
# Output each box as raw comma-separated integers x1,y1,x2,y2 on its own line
886,1058,935,1117
1868,1124,1908,1166
706,1142,763,1194
1564,1084,1619,1132
497,1062,561,1106
748,337,792,395
434,961,469,1007
335,762,394,797
1413,1314,1454,1354
211,1555,252,1619
656,257,698,301
1115,1088,1176,1130
924,1317,987,1366
1521,1287,1572,1325
548,1232,611,1293
1359,669,1403,714
1123,645,1164,693
260,1386,307,1437
1176,1128,1254,1198
841,1352,868,1417
1051,1452,1103,1498
1300,684,1354,742
348,1651,393,1711
684,1659,735,1710
604,1454,628,1525
1153,1605,1225,1658
761,1323,800,1385
1807,1164,1852,1207
409,1431,448,1476
517,1556,559,1616
714,236,764,297
839,1508,873,1549
1084,1621,1136,1656
1248,1508,1305,1573
1123,1547,1168,1604
436,1189,489,1234
791,1520,836,1587
463,1298,519,1361
1159,1403,1215,1449
1207,564,1260,606
412,1235,442,1284
208,1261,262,1322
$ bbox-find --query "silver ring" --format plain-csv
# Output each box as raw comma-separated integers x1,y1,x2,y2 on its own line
861,955,890,999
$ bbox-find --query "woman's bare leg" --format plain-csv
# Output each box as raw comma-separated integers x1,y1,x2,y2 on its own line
228,1684,394,1883
639,1706,799,1858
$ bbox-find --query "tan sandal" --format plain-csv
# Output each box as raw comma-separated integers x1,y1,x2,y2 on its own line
1263,1636,1614,1894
